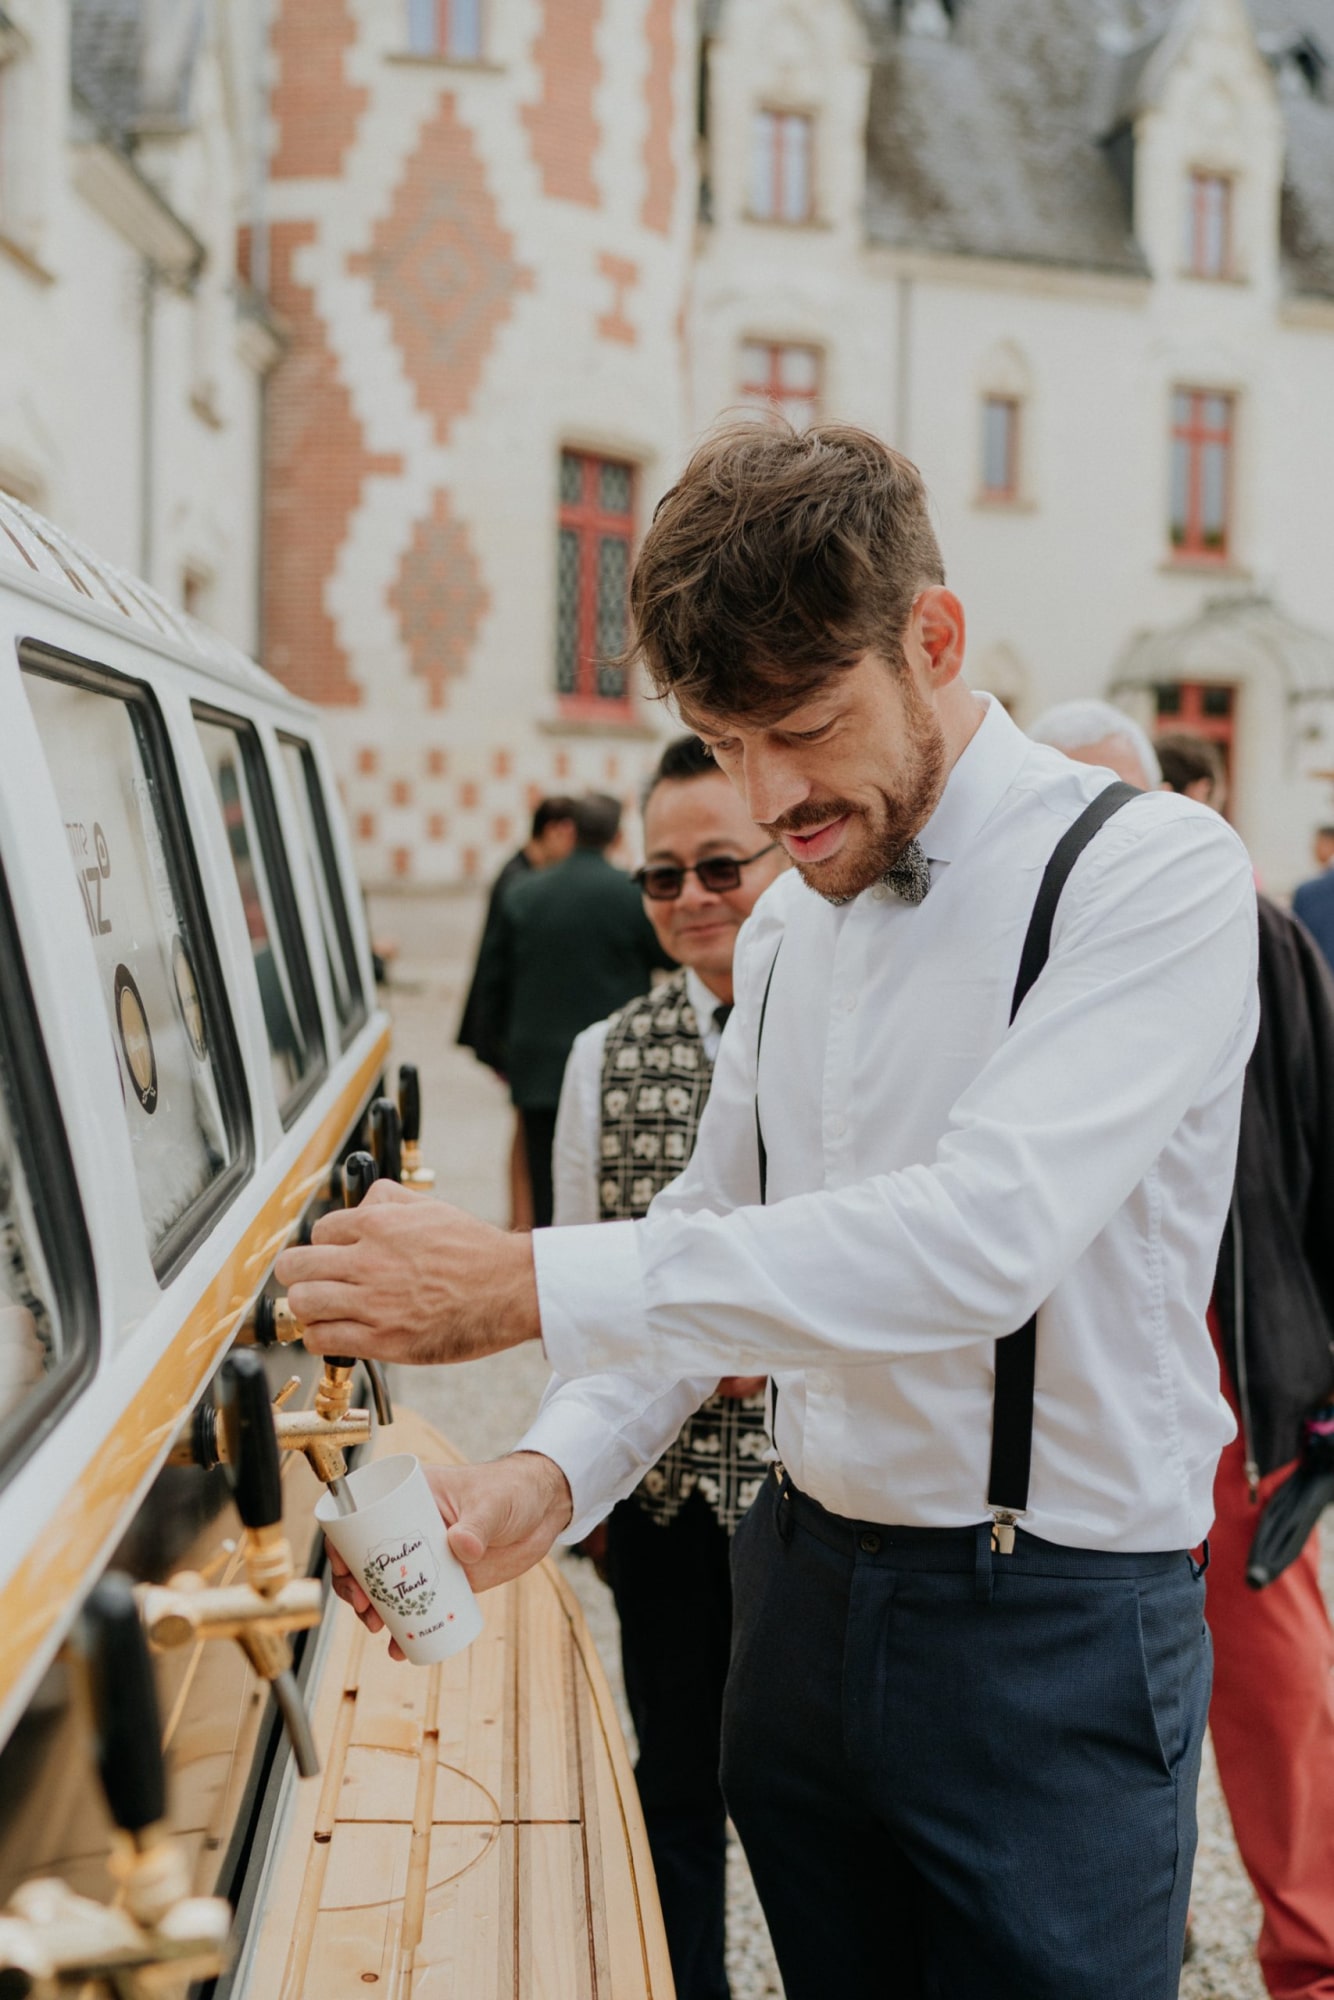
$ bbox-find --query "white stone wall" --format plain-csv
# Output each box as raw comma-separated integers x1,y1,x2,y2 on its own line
0,0,268,654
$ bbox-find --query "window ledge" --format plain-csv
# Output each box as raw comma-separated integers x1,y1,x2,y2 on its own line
973,492,1036,513
385,51,503,73
1159,555,1250,579
0,228,54,287
1176,268,1249,287
540,710,659,742
742,211,829,231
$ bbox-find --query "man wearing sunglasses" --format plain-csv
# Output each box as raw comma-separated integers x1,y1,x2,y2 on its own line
549,733,785,2000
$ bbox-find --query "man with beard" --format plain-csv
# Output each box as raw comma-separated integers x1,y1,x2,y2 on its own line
279,421,1259,2000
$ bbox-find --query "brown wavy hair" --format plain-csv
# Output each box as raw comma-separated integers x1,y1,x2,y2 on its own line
628,418,945,724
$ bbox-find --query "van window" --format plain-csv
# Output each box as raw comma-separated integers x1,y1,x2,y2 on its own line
277,736,367,1047
22,652,249,1277
195,711,326,1123
0,866,97,1475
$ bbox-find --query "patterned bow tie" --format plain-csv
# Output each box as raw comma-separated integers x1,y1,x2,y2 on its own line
882,839,932,906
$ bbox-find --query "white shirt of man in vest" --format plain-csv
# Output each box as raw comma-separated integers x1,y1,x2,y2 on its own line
547,733,786,2000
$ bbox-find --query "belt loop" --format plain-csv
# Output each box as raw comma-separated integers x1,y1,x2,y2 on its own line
974,1521,995,1604
774,1466,794,1545
1189,1538,1210,1581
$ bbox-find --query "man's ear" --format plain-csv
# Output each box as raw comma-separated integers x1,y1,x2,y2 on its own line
914,587,966,690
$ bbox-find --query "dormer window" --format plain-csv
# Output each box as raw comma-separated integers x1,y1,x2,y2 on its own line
740,342,821,430
407,0,482,60
1185,171,1233,279
750,110,814,224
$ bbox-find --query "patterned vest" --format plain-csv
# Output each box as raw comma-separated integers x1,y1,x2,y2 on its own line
598,968,768,1533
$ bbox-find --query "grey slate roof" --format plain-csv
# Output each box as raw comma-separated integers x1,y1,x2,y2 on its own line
862,0,1334,296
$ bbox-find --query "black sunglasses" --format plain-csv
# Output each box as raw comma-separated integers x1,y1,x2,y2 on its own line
635,843,780,902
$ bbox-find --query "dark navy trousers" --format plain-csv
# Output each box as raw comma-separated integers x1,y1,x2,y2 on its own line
721,1474,1210,2000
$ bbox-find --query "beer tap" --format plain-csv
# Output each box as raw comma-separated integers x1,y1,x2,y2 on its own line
369,1095,402,1186
313,1150,378,1511
0,1574,232,1996
138,1354,322,1778
397,1063,435,1187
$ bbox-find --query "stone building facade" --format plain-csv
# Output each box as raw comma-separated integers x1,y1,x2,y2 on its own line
262,0,1334,892
0,0,277,650
261,0,698,886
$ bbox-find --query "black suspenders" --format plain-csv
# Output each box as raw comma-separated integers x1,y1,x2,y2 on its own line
754,779,1140,1546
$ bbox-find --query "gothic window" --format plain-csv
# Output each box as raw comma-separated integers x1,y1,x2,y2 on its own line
1185,172,1233,279
750,109,814,223
1169,390,1234,561
555,451,635,713
981,397,1020,501
739,342,820,430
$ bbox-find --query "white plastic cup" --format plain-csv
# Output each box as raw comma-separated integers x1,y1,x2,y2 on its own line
315,1453,483,1664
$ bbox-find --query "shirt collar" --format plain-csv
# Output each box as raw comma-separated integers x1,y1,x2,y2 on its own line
916,693,1032,866
684,966,726,1033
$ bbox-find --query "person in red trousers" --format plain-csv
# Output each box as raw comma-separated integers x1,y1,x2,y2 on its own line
1037,717,1334,1999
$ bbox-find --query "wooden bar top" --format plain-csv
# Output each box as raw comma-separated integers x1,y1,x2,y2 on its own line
245,1407,675,1999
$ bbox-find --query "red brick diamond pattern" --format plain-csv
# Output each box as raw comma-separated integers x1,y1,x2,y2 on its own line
358,97,530,448
390,492,489,708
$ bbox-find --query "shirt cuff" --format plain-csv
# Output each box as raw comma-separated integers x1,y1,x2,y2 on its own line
514,1399,645,1543
533,1218,647,1377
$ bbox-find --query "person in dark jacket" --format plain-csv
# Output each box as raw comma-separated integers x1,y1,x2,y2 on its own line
456,795,578,1070
1045,715,1334,2000
1293,831,1334,979
472,791,671,1226
457,796,577,1228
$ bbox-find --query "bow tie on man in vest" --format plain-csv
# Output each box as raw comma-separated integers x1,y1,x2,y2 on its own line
279,422,1259,2000
547,732,787,2000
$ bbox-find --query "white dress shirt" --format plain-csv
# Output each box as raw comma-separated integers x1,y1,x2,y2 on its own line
520,696,1258,1552
553,968,727,1227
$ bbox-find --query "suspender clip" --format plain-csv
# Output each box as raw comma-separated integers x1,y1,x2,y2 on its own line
990,1510,1019,1556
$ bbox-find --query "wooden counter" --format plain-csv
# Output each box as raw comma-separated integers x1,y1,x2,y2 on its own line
245,1408,675,1999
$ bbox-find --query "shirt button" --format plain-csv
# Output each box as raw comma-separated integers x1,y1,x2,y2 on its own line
859,1531,881,1554
839,991,856,1014
870,885,889,903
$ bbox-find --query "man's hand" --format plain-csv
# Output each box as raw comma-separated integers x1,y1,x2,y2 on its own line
328,1453,574,1659
274,1181,541,1365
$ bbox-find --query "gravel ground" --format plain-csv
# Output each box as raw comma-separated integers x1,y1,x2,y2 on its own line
370,887,1330,2000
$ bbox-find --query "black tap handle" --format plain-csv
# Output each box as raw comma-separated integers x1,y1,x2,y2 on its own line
219,1350,283,1533
327,1158,344,1207
78,1573,166,1835
398,1064,421,1147
323,1151,379,1372
369,1098,402,1185
343,1150,377,1208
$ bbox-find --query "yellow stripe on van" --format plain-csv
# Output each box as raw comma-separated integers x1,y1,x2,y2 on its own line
0,1030,390,1721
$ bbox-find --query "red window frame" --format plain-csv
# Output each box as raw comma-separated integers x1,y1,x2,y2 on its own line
1169,390,1234,563
739,342,820,428
555,452,636,719
751,109,814,223
408,0,481,59
1187,171,1232,279
1154,682,1237,795
981,396,1020,500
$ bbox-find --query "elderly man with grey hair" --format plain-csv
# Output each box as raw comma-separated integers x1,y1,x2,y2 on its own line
1030,698,1334,2000
1028,698,1162,790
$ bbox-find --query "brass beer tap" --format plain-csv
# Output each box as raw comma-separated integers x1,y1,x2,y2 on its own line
139,1353,322,1777
397,1063,435,1187
0,1574,232,1997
